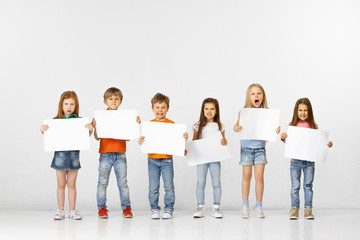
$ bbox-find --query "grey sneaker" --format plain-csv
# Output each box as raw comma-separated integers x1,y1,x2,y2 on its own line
255,206,265,218
193,206,204,218
151,209,160,219
162,210,173,219
289,206,299,220
304,208,314,220
69,210,82,220
212,205,223,218
242,205,249,219
54,209,65,220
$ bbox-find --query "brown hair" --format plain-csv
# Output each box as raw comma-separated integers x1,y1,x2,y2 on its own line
55,91,79,119
104,87,123,101
195,98,223,139
151,93,170,108
290,98,316,129
244,83,268,108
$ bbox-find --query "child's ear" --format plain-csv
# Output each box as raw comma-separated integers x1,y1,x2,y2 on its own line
103,99,107,105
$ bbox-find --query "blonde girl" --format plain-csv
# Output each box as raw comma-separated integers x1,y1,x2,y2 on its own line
233,84,280,218
192,98,227,219
41,91,93,220
281,98,332,220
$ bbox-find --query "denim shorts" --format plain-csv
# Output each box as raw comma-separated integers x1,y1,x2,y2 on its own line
51,150,81,170
240,147,267,165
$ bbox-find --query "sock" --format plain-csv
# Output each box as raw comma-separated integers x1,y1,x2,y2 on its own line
256,202,262,208
243,200,249,206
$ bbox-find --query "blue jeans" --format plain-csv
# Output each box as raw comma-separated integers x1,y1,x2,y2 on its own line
148,157,175,211
97,152,130,210
290,159,315,208
196,162,221,206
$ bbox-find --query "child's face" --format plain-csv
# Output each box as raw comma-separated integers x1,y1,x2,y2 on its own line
63,98,76,117
152,102,169,120
250,86,263,108
297,103,308,122
104,95,121,110
203,103,216,122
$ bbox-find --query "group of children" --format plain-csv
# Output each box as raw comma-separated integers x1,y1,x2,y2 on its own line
41,84,333,221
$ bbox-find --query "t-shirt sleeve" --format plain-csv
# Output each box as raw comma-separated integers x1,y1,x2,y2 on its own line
193,121,200,132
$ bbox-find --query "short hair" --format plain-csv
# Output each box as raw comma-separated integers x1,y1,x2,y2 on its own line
151,93,170,108
103,87,123,101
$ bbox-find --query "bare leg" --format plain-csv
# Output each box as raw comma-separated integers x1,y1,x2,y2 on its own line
242,166,252,201
67,170,78,211
56,170,67,210
254,164,265,202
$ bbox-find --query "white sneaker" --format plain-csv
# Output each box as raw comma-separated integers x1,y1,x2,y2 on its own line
242,205,249,219
162,210,174,219
212,205,223,218
69,210,82,220
255,206,265,218
151,209,160,219
193,205,204,218
54,209,65,220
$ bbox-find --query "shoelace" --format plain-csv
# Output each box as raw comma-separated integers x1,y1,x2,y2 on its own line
289,207,298,215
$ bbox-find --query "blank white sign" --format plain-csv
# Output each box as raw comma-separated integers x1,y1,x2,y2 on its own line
141,121,187,157
94,110,139,140
43,118,90,151
284,126,329,163
239,108,280,142
186,131,231,166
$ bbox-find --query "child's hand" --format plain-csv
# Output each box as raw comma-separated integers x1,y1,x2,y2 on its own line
276,126,281,134
136,116,141,124
221,138,227,145
41,124,49,134
233,124,242,132
183,133,188,142
327,141,333,148
85,123,94,135
92,118,96,128
138,136,145,145
280,132,287,141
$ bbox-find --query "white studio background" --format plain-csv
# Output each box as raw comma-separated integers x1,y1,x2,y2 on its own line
0,0,359,211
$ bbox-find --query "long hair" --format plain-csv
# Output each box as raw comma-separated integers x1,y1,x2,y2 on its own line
290,98,316,129
196,98,223,139
55,91,79,119
244,83,268,108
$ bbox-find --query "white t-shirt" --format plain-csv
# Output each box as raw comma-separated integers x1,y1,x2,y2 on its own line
193,122,224,139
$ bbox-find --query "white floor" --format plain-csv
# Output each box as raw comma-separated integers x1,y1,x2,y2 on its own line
0,209,359,240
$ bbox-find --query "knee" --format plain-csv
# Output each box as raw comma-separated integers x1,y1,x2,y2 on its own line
304,183,313,191
149,186,159,194
197,180,206,189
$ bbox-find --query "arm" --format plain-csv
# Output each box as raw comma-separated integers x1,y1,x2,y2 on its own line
41,124,49,134
92,118,100,141
221,130,227,145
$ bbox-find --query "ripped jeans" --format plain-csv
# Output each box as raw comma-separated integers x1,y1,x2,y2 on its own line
290,159,315,208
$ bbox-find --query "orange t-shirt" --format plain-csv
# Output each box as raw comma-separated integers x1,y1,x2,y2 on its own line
148,118,175,159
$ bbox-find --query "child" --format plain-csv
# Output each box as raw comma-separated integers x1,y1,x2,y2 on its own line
192,98,227,219
41,91,93,220
92,87,141,219
138,93,188,219
233,84,280,218
280,98,333,220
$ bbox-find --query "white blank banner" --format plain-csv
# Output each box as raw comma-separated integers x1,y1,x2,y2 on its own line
94,110,139,140
239,108,280,142
141,121,187,157
284,126,329,163
186,131,231,166
43,118,90,151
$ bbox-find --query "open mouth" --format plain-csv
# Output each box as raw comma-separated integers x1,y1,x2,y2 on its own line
255,99,260,104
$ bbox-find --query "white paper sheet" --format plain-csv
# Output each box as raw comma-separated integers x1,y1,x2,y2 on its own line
141,121,187,157
43,118,90,151
284,126,329,163
186,131,231,166
94,110,139,140
238,108,280,141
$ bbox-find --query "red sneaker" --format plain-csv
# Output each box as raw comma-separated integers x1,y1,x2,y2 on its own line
98,206,109,219
123,207,133,218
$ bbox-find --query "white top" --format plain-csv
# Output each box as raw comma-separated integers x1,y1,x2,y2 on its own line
193,122,224,139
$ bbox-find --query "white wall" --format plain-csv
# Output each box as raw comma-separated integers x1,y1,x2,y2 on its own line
0,0,359,210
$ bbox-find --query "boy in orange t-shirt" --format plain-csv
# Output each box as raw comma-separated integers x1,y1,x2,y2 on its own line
138,93,188,219
92,87,140,219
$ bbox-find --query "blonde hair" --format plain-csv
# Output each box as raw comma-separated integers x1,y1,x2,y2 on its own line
55,91,79,119
244,83,268,108
104,87,123,101
151,93,170,108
